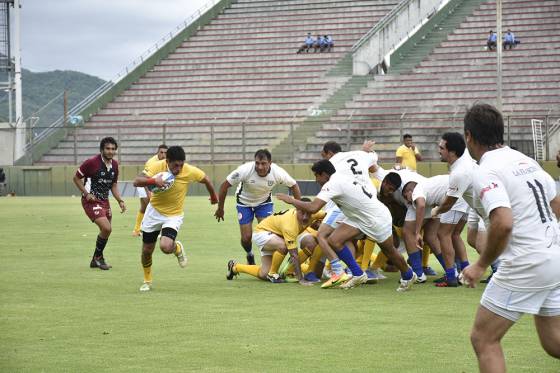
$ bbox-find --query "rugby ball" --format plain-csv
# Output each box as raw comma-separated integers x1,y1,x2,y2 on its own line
147,171,175,193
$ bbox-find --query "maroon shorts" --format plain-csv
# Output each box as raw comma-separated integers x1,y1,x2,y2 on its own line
81,198,112,222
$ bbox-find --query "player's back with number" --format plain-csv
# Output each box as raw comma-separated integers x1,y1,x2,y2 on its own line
329,150,377,183
475,147,560,289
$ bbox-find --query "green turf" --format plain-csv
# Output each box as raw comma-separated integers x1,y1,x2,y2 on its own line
0,197,558,372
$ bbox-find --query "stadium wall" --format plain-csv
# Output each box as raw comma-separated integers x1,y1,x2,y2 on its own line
2,162,559,196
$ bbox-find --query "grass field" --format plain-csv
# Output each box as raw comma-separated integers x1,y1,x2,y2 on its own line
1,196,558,372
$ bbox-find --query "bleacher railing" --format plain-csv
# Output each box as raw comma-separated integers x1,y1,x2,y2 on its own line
24,112,560,165
19,0,227,163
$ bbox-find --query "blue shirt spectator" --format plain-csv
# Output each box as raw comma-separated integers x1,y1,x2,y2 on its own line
503,30,516,49
305,34,315,47
487,30,497,51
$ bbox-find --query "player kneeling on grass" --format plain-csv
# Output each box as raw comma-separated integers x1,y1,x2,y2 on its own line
134,146,218,292
226,199,323,286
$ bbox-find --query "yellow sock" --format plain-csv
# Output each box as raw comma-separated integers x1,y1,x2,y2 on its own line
235,264,260,278
372,251,388,270
361,239,376,271
422,244,431,267
286,248,312,274
307,245,322,274
355,240,365,268
133,212,144,233
142,254,152,283
175,242,181,255
270,252,286,274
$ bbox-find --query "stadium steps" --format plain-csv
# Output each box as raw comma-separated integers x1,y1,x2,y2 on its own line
270,74,372,162
388,0,488,75
295,0,560,162
37,0,401,165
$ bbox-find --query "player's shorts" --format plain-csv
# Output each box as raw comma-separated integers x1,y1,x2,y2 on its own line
252,231,279,256
81,197,111,222
467,209,486,232
141,203,183,233
136,186,148,199
481,280,560,322
342,206,393,243
323,206,345,229
440,210,467,225
237,202,273,225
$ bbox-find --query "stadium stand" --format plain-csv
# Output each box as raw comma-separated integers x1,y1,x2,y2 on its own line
297,0,560,162
36,0,559,165
36,0,399,164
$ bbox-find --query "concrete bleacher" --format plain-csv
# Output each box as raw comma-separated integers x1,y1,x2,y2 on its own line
38,0,399,165
297,0,560,162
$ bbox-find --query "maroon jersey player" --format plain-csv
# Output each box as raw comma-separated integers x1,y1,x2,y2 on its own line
72,137,126,270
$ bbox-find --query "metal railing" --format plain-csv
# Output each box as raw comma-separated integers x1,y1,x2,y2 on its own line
22,0,221,152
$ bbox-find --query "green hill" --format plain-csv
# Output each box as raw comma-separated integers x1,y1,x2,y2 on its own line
0,68,105,132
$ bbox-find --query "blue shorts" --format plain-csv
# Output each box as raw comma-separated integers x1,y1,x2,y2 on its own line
237,203,273,225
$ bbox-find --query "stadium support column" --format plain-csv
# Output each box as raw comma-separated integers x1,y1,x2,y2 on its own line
12,0,24,162
496,0,502,113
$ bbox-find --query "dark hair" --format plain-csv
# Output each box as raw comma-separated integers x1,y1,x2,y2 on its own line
441,132,466,157
254,149,272,161
384,172,402,189
322,141,342,155
158,144,168,150
311,159,336,176
403,134,412,140
166,146,186,162
99,137,118,151
464,103,504,146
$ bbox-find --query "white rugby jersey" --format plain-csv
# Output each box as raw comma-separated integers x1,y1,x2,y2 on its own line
226,162,296,207
411,175,449,207
394,169,426,206
448,150,476,207
329,150,378,183
474,146,560,291
317,172,391,229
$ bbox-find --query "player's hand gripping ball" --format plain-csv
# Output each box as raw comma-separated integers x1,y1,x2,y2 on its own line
147,171,175,193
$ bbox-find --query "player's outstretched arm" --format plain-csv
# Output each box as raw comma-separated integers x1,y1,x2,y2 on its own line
432,195,458,217
276,194,325,214
111,183,126,213
287,248,313,286
361,139,376,152
214,180,232,221
200,175,219,205
414,198,426,249
133,173,165,188
289,183,302,200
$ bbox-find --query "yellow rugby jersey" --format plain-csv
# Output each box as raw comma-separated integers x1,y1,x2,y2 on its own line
395,144,420,171
255,209,325,250
144,154,160,169
144,160,205,216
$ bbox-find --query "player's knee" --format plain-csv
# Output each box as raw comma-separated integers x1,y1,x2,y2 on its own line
101,225,112,237
326,236,341,250
542,343,560,358
470,329,484,352
240,233,252,246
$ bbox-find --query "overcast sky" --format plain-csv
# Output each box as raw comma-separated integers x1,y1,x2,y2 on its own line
21,0,209,80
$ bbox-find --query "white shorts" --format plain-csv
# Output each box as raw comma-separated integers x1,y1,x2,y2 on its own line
252,231,278,256
136,186,148,199
342,211,392,243
440,210,467,225
467,209,486,232
323,206,345,229
141,203,183,233
481,280,560,322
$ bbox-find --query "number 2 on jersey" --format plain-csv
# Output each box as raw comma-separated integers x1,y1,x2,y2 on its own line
347,159,362,175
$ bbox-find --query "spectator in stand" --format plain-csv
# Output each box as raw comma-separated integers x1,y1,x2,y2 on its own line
319,35,328,52
325,35,334,52
503,29,516,50
313,34,323,52
486,30,497,51
395,134,422,171
297,33,315,54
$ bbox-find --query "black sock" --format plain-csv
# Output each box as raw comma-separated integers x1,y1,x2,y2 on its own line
94,235,108,258
241,241,252,254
